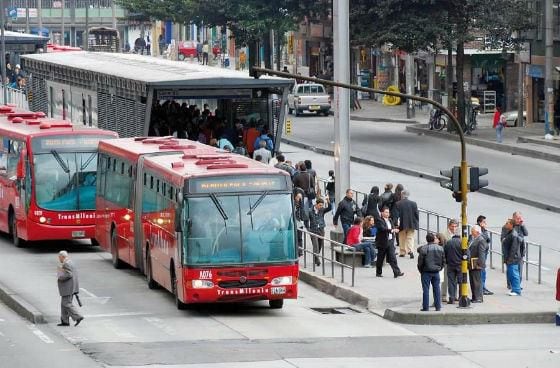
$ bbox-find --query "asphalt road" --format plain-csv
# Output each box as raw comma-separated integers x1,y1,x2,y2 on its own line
0,239,559,367
286,113,560,210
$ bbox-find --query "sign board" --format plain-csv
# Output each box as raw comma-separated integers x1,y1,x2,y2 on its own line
17,8,38,18
7,6,17,20
519,42,531,64
52,1,62,8
285,119,292,135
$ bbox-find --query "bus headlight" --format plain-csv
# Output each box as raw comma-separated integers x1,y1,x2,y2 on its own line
191,280,214,289
123,214,131,221
39,216,47,224
271,276,293,286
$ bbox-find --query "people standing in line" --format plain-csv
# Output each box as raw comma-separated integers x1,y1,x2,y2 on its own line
444,232,463,304
375,207,404,278
306,197,331,266
325,170,336,215
202,41,210,65
253,140,272,163
468,225,488,303
476,215,494,296
333,189,359,243
395,190,419,259
439,218,459,303
274,154,295,176
346,217,376,268
292,163,316,209
502,218,523,296
254,128,274,152
57,251,83,327
362,186,381,221
244,122,260,157
294,190,308,257
379,183,394,212
417,233,445,311
512,211,528,283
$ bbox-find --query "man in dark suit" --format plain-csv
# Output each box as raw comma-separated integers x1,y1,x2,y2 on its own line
375,207,404,278
57,251,83,327
468,226,488,303
395,189,419,259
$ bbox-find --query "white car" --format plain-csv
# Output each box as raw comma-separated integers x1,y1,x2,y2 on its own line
502,110,526,127
287,83,331,116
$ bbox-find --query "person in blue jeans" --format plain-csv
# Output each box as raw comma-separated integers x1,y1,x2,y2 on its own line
417,233,445,311
346,217,375,267
496,114,506,143
502,219,523,296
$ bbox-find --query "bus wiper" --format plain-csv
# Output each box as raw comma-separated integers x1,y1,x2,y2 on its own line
246,191,268,215
50,150,70,174
80,152,97,171
209,193,228,221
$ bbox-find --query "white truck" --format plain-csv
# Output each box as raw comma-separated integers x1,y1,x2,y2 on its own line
287,83,331,116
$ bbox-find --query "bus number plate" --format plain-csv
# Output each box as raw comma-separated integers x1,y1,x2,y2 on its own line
72,231,85,238
271,287,286,295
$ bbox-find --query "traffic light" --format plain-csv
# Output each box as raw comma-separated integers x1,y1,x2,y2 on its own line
440,166,460,192
469,167,489,192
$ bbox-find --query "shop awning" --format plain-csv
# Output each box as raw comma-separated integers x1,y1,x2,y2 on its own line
470,53,507,68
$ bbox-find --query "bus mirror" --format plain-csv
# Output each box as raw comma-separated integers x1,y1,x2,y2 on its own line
175,206,183,233
16,149,26,179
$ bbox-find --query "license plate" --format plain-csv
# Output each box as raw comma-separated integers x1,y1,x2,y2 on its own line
271,287,286,295
309,105,320,110
72,231,85,238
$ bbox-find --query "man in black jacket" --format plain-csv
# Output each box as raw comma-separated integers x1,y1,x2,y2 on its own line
375,207,404,278
395,190,419,259
502,219,523,296
418,233,445,311
444,234,463,304
333,189,358,243
292,164,315,209
307,198,331,266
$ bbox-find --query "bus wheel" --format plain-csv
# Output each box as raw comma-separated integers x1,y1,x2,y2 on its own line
269,299,284,309
111,230,123,269
146,249,158,289
9,213,24,248
171,272,188,310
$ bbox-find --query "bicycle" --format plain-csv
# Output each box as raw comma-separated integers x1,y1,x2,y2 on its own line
429,108,447,131
465,106,479,135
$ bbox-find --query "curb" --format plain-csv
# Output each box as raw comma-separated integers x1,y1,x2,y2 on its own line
383,309,556,325
518,136,560,149
0,281,45,324
281,138,560,214
299,269,369,308
406,124,560,162
350,115,418,124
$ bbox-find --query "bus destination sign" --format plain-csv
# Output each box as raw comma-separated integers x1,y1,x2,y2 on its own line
190,175,288,193
32,135,115,153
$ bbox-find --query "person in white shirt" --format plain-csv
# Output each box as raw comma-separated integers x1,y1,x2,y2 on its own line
253,140,271,163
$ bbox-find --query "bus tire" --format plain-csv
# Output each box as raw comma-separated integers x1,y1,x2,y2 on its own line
269,299,284,309
9,210,24,248
110,229,123,269
171,270,188,310
146,248,158,289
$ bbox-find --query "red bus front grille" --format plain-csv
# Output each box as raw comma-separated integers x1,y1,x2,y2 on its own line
218,280,267,289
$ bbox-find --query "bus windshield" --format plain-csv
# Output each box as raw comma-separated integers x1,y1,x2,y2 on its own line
185,193,296,265
33,151,99,211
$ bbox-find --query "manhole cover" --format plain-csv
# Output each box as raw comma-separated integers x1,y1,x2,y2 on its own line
310,307,362,315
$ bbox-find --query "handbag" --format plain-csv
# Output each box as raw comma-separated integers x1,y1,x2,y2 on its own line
306,173,316,199
360,195,369,217
469,257,479,270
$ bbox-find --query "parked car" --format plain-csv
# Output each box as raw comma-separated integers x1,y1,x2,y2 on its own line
287,83,331,116
178,41,198,60
502,110,526,127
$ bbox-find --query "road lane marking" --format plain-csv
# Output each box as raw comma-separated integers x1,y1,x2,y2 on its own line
79,288,111,304
143,317,178,336
27,324,54,344
84,312,150,318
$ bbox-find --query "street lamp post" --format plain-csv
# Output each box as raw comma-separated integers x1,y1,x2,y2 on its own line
252,66,471,308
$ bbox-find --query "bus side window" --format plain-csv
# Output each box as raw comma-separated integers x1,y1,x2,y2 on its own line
97,153,106,198
7,140,23,179
0,137,7,175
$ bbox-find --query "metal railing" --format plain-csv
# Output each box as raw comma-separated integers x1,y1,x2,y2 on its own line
0,86,29,110
298,227,357,287
314,177,545,284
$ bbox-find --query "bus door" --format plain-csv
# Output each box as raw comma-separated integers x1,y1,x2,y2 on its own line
133,156,146,273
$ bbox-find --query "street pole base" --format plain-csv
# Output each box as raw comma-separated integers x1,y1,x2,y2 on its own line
458,296,471,308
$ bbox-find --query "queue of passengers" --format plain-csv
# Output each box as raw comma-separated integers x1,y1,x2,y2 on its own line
148,100,275,158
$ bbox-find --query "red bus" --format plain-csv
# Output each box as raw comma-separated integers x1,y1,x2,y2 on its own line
0,105,117,246
96,137,298,309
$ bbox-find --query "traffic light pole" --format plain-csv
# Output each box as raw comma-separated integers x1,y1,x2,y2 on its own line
253,67,471,308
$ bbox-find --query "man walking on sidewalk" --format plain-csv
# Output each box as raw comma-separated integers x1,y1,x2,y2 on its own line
375,207,404,278
395,190,419,258
418,233,445,311
57,251,84,327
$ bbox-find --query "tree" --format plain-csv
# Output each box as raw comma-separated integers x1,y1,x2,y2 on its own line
350,0,535,127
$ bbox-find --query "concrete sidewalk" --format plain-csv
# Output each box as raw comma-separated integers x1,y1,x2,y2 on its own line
280,141,559,325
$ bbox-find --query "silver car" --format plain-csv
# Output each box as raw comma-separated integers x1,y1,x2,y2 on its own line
502,110,526,127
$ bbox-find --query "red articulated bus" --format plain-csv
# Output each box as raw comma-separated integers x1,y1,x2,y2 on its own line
0,105,117,247
96,137,298,309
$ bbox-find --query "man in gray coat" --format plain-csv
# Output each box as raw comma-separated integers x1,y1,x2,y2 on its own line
395,190,419,258
468,226,488,303
57,251,83,326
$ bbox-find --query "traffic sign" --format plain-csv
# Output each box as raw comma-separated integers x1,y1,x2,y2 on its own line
7,6,17,21
285,119,292,135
